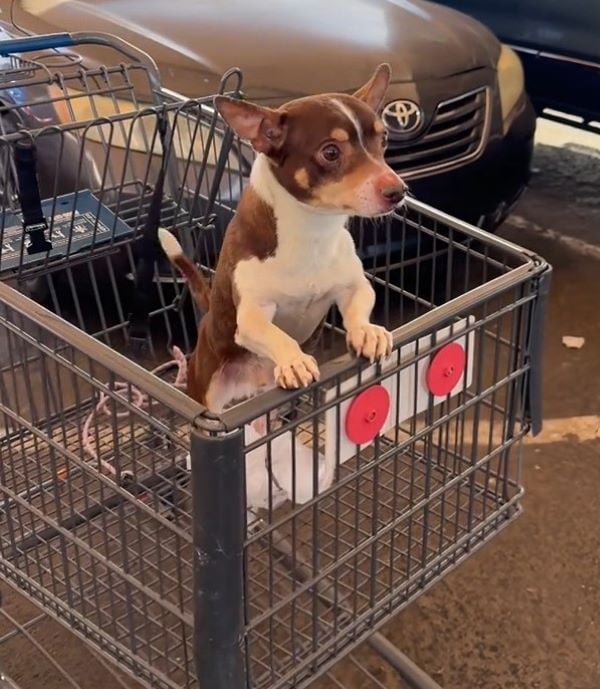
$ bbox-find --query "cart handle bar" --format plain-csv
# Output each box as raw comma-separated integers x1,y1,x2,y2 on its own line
0,31,162,89
0,32,75,54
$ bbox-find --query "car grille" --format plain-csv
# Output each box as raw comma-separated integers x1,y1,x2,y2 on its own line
386,87,489,177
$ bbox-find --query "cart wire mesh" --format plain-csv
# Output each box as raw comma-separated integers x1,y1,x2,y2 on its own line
0,204,549,689
0,580,434,689
0,34,246,359
0,581,144,689
207,205,548,689
0,31,550,689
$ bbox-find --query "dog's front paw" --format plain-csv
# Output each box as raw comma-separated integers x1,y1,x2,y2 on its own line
274,352,320,389
347,323,392,363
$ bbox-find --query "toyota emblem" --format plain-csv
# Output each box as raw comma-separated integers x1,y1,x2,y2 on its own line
382,99,423,134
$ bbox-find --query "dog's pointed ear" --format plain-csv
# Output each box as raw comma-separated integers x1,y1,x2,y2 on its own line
353,63,391,112
214,96,287,155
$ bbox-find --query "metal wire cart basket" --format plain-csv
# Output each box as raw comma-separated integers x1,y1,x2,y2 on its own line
0,31,551,689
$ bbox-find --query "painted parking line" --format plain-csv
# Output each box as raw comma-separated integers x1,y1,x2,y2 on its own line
506,215,600,261
527,415,600,445
452,416,599,449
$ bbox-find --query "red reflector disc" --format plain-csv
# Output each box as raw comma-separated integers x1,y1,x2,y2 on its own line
345,385,391,445
426,342,466,396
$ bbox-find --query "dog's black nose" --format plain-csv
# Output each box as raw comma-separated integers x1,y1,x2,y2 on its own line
381,184,406,205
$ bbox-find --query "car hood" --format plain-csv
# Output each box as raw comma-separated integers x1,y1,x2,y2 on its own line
13,0,501,100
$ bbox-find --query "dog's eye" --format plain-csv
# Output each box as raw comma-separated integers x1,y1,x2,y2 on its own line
321,144,341,163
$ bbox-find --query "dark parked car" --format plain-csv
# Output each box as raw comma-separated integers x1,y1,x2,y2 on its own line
435,0,600,130
4,0,537,231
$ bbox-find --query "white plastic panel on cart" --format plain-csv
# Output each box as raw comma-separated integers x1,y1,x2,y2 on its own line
324,316,475,467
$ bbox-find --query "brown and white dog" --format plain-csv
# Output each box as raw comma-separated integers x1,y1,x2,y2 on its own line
159,64,407,413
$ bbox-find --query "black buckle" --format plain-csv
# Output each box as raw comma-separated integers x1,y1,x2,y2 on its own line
23,220,52,255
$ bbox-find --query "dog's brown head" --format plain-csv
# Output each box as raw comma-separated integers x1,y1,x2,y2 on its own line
215,64,407,217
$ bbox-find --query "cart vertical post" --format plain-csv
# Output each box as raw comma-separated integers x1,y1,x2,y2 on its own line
525,266,552,436
191,424,247,689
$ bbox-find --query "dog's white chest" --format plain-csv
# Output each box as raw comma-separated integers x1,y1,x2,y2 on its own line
273,286,335,344
234,228,360,345
242,253,339,343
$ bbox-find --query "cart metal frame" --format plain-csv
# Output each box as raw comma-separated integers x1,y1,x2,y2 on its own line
0,30,551,689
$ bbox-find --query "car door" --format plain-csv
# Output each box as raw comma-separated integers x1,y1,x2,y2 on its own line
438,0,599,62
434,0,600,126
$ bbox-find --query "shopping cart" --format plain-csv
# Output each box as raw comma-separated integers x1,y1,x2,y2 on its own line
0,31,551,689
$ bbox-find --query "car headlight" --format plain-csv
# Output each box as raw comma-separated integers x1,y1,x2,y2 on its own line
497,44,525,133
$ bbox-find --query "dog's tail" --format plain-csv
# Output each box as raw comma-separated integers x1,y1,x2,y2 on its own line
158,228,210,312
